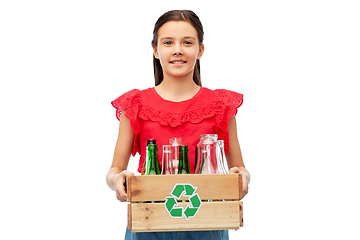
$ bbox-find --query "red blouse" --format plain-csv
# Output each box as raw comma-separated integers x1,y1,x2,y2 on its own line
111,87,243,173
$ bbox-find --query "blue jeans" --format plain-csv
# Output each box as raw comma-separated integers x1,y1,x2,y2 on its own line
125,228,229,240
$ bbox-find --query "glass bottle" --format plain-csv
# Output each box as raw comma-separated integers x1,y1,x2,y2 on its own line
142,139,156,175
217,140,229,174
144,139,161,175
194,146,198,172
169,137,182,175
162,145,173,175
178,145,191,174
195,134,219,174
141,140,152,174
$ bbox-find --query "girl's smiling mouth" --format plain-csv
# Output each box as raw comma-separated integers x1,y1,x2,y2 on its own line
170,60,186,64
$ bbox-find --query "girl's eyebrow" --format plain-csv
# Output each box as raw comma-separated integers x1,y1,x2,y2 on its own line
159,36,196,41
183,36,196,40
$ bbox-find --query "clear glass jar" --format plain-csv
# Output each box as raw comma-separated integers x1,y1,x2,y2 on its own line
195,134,219,174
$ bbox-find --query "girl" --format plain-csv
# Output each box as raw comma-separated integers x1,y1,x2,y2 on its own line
106,10,250,240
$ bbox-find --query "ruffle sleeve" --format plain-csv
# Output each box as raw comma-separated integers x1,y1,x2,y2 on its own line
111,89,141,157
213,89,243,154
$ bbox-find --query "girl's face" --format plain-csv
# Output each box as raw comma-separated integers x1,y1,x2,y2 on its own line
153,21,204,80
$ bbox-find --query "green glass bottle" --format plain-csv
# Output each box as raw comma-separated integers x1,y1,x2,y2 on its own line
145,140,161,175
142,139,157,175
178,145,191,174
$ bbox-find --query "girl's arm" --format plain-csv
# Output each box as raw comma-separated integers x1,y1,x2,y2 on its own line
106,110,135,202
226,115,250,199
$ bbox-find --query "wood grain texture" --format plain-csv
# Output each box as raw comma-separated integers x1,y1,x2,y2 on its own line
127,174,242,202
239,201,244,227
130,201,241,232
127,173,244,232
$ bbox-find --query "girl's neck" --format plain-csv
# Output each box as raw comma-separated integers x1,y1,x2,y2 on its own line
155,75,200,102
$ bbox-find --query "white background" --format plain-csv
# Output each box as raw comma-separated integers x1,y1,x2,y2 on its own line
1,0,359,239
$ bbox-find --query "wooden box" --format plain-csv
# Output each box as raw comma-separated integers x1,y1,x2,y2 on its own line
127,173,244,232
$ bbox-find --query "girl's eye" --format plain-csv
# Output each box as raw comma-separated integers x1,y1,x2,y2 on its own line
184,41,192,45
164,41,172,45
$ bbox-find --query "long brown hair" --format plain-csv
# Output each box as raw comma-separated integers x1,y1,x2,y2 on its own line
151,10,204,86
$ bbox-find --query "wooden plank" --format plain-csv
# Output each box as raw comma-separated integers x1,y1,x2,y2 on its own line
239,201,243,227
238,173,244,200
127,176,131,202
130,201,241,232
127,174,241,202
127,203,132,230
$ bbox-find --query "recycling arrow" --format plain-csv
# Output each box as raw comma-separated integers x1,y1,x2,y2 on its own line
171,184,185,198
164,183,202,220
165,197,176,212
184,184,196,196
165,197,183,218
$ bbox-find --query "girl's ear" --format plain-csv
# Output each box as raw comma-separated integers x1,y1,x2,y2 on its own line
197,44,205,59
153,46,159,59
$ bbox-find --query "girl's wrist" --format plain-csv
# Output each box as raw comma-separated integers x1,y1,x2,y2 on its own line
106,167,121,191
113,172,122,190
238,167,250,184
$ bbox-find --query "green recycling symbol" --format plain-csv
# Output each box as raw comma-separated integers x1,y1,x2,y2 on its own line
164,183,202,221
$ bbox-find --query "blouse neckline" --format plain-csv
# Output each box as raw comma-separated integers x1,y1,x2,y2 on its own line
151,87,203,103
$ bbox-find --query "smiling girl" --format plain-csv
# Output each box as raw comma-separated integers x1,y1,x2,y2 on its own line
106,10,250,240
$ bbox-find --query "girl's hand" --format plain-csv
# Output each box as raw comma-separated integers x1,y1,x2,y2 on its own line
115,170,134,202
229,167,249,199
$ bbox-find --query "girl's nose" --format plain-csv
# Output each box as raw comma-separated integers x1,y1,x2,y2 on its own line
172,44,183,56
